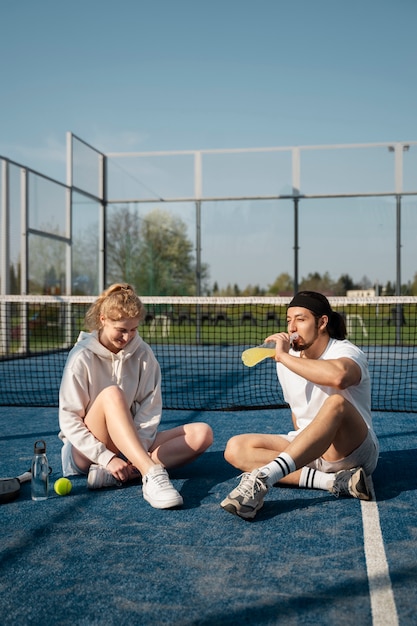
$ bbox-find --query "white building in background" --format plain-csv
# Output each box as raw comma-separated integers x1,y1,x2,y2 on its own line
347,289,376,298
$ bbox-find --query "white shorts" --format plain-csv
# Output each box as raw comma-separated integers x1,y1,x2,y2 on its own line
61,442,87,477
282,428,379,476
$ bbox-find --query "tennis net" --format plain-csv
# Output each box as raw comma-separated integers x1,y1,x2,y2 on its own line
0,295,416,411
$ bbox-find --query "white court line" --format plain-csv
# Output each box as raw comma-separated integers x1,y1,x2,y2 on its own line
361,478,399,626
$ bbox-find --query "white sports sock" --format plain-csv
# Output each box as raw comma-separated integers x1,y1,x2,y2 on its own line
299,466,336,491
259,452,296,487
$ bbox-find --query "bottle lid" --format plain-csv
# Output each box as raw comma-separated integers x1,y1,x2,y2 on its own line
34,439,46,454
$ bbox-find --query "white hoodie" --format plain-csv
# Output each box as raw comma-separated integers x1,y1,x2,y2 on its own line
58,330,162,468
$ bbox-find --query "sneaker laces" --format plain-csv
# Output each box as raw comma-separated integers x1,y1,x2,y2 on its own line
147,467,173,491
236,472,265,498
331,469,353,498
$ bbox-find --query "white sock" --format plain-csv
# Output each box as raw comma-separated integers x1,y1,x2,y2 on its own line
299,467,336,491
259,452,296,487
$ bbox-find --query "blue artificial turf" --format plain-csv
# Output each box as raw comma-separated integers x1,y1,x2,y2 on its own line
1,406,416,625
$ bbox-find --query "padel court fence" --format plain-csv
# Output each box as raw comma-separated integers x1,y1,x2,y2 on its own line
2,136,417,301
0,295,416,412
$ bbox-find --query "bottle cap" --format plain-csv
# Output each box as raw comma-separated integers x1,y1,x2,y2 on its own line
34,439,46,454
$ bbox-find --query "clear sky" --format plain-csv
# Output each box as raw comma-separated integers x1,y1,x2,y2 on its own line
1,0,417,291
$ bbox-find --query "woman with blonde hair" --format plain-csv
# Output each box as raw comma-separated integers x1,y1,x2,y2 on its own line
58,283,213,509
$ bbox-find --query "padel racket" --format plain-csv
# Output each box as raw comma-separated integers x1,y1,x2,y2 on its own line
241,334,298,367
0,471,31,504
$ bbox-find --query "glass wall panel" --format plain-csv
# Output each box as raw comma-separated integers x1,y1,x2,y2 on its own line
201,199,293,294
28,173,67,236
28,233,66,294
72,191,100,295
299,196,397,289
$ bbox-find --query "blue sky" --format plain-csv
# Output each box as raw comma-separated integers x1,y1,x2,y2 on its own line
1,0,417,290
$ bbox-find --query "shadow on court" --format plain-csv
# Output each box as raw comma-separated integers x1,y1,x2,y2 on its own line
373,448,417,500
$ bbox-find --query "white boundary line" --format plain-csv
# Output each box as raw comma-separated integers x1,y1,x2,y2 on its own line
361,478,399,626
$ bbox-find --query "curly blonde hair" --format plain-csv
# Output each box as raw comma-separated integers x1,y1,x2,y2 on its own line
84,283,145,331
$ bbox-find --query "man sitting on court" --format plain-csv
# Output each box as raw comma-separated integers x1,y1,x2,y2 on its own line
220,290,379,520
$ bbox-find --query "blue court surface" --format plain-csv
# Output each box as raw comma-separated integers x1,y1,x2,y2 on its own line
1,405,416,626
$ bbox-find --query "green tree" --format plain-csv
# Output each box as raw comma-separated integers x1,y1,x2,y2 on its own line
299,272,334,293
384,281,395,295
240,284,266,296
402,281,413,295
267,272,293,295
359,275,372,290
410,273,417,295
106,206,208,296
9,262,20,294
27,231,65,294
106,207,143,287
334,273,357,295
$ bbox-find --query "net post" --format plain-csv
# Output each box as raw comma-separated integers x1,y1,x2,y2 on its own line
20,168,28,295
293,196,299,294
292,147,300,294
98,152,107,294
0,161,10,355
395,194,402,346
1,160,10,296
195,151,202,343
393,142,407,347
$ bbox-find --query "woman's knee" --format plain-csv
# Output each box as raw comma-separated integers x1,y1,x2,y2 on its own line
85,386,127,432
189,422,213,451
96,385,127,410
99,385,123,400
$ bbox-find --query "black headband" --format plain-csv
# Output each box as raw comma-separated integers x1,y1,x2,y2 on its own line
288,293,332,317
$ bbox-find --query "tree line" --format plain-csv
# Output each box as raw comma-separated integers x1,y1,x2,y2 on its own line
211,272,417,297
8,206,417,297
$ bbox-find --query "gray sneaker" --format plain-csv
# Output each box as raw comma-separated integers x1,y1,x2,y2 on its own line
220,470,269,519
87,464,122,489
330,467,371,501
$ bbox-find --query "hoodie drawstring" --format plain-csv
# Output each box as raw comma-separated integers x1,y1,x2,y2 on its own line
111,353,123,386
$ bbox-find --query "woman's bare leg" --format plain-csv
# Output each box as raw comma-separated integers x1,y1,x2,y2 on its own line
149,423,213,468
71,386,155,479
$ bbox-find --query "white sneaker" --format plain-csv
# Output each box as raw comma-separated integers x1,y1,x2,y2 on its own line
142,465,183,509
87,464,122,489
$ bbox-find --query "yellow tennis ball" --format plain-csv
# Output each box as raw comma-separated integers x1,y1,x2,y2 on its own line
54,477,72,496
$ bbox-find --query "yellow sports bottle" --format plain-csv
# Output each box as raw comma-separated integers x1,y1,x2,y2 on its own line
241,334,298,368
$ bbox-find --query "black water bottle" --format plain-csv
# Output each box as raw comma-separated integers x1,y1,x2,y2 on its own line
31,439,49,501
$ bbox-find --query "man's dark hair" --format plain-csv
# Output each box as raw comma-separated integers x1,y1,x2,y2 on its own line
288,291,347,340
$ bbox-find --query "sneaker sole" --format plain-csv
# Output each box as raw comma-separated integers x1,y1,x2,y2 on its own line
87,480,122,490
350,469,372,501
220,499,263,520
143,493,184,509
